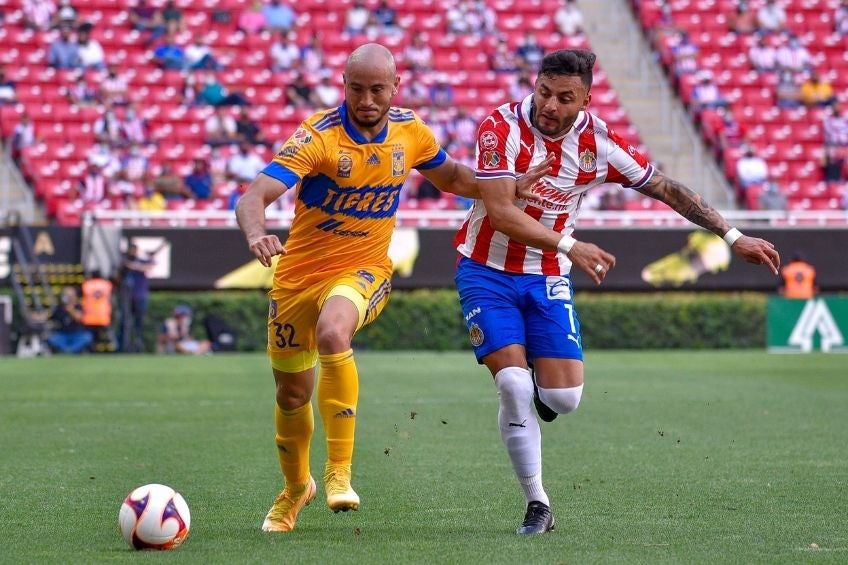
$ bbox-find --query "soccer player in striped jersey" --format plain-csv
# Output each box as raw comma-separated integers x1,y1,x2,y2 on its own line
454,49,781,535
236,43,548,533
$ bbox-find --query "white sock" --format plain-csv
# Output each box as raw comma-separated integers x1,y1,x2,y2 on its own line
495,367,549,506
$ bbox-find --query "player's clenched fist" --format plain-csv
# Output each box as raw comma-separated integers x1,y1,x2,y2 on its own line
248,234,285,267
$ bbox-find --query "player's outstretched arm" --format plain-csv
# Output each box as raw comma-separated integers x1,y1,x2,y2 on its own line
420,155,554,200
235,173,288,268
636,171,781,274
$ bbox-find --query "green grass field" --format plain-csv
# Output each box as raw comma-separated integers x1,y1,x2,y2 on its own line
1,351,846,564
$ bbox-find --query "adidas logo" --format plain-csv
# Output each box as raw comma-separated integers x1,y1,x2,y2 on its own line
334,408,356,418
366,153,380,165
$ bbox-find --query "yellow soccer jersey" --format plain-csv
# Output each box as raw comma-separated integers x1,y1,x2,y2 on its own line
261,103,447,289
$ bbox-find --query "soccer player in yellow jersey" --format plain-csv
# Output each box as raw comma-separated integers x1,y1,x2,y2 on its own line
236,43,549,532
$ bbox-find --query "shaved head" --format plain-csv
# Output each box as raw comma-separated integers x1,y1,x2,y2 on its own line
345,43,397,78
343,43,400,134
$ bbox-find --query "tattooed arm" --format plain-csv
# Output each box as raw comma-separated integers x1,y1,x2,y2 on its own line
635,171,782,274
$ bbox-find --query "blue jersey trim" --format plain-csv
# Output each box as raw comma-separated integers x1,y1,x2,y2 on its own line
415,148,447,170
261,162,300,188
340,102,388,144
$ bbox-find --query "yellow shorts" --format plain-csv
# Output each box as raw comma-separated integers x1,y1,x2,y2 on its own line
267,267,392,373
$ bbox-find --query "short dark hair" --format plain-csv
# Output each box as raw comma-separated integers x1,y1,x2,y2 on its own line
538,50,597,91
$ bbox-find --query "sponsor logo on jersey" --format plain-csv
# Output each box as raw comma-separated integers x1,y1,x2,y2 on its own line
293,127,313,145
300,174,402,219
316,217,369,237
578,148,597,173
366,153,381,165
545,276,572,301
391,147,405,177
464,306,481,321
480,131,498,150
469,323,484,347
276,144,299,159
628,144,636,156
337,154,353,178
482,151,501,169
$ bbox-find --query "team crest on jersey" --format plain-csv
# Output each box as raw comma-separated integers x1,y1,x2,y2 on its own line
469,323,484,347
578,148,597,173
293,127,313,145
480,131,498,150
391,147,405,177
337,154,353,178
269,299,277,320
482,151,501,169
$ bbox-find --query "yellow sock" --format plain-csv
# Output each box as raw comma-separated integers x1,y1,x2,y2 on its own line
317,349,359,465
275,401,314,485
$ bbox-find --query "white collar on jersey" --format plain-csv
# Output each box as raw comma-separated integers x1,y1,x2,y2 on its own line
520,94,590,141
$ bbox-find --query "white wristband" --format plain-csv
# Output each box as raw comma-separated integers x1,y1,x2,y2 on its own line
557,235,577,254
723,228,743,246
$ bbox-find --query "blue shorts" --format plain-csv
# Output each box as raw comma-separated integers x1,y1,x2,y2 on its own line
455,256,583,363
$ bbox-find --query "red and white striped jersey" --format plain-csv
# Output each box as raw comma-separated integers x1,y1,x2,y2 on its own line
455,95,654,275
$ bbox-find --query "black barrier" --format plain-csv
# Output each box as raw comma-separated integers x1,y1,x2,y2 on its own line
0,226,83,286
114,227,848,292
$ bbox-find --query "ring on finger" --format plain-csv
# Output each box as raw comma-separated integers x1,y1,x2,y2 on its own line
594,263,604,274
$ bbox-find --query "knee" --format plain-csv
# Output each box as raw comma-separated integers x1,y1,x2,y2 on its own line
315,323,352,354
275,380,311,410
495,367,534,406
538,384,583,415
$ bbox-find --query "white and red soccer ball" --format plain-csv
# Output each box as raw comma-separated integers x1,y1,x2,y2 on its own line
118,483,191,550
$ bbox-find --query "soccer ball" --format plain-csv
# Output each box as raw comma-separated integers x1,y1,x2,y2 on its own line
118,483,191,550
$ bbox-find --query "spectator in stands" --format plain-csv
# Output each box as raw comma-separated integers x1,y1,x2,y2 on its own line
204,105,239,146
299,35,326,74
121,103,148,146
22,0,56,31
713,105,746,151
515,32,545,72
181,72,200,105
313,72,341,108
51,0,77,29
94,107,124,147
48,25,81,69
728,1,758,34
821,146,846,183
748,34,776,72
11,114,37,166
449,107,478,150
555,0,584,37
66,74,97,105
153,30,186,70
238,0,267,34
161,0,184,34
775,34,811,73
130,0,165,43
400,72,429,108
836,0,848,34
671,31,699,76
184,158,213,200
490,39,520,73
199,72,250,106
285,72,314,108
137,185,166,210
227,141,265,184
77,163,107,205
758,181,787,211
227,182,248,210
823,103,848,147
46,286,92,354
0,66,17,104
429,74,455,108
153,163,193,199
756,0,786,33
263,0,296,33
691,72,728,112
403,35,434,71
87,141,120,177
799,73,836,108
270,32,300,71
735,146,769,201
774,69,801,108
121,144,149,183
235,106,268,146
446,0,496,35
76,23,105,70
345,0,370,35
509,74,534,101
99,64,129,105
185,35,221,70
373,0,400,35
156,305,212,355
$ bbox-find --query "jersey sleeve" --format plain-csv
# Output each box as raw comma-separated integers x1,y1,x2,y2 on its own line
260,121,326,189
411,113,447,170
475,110,518,180
603,128,654,189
